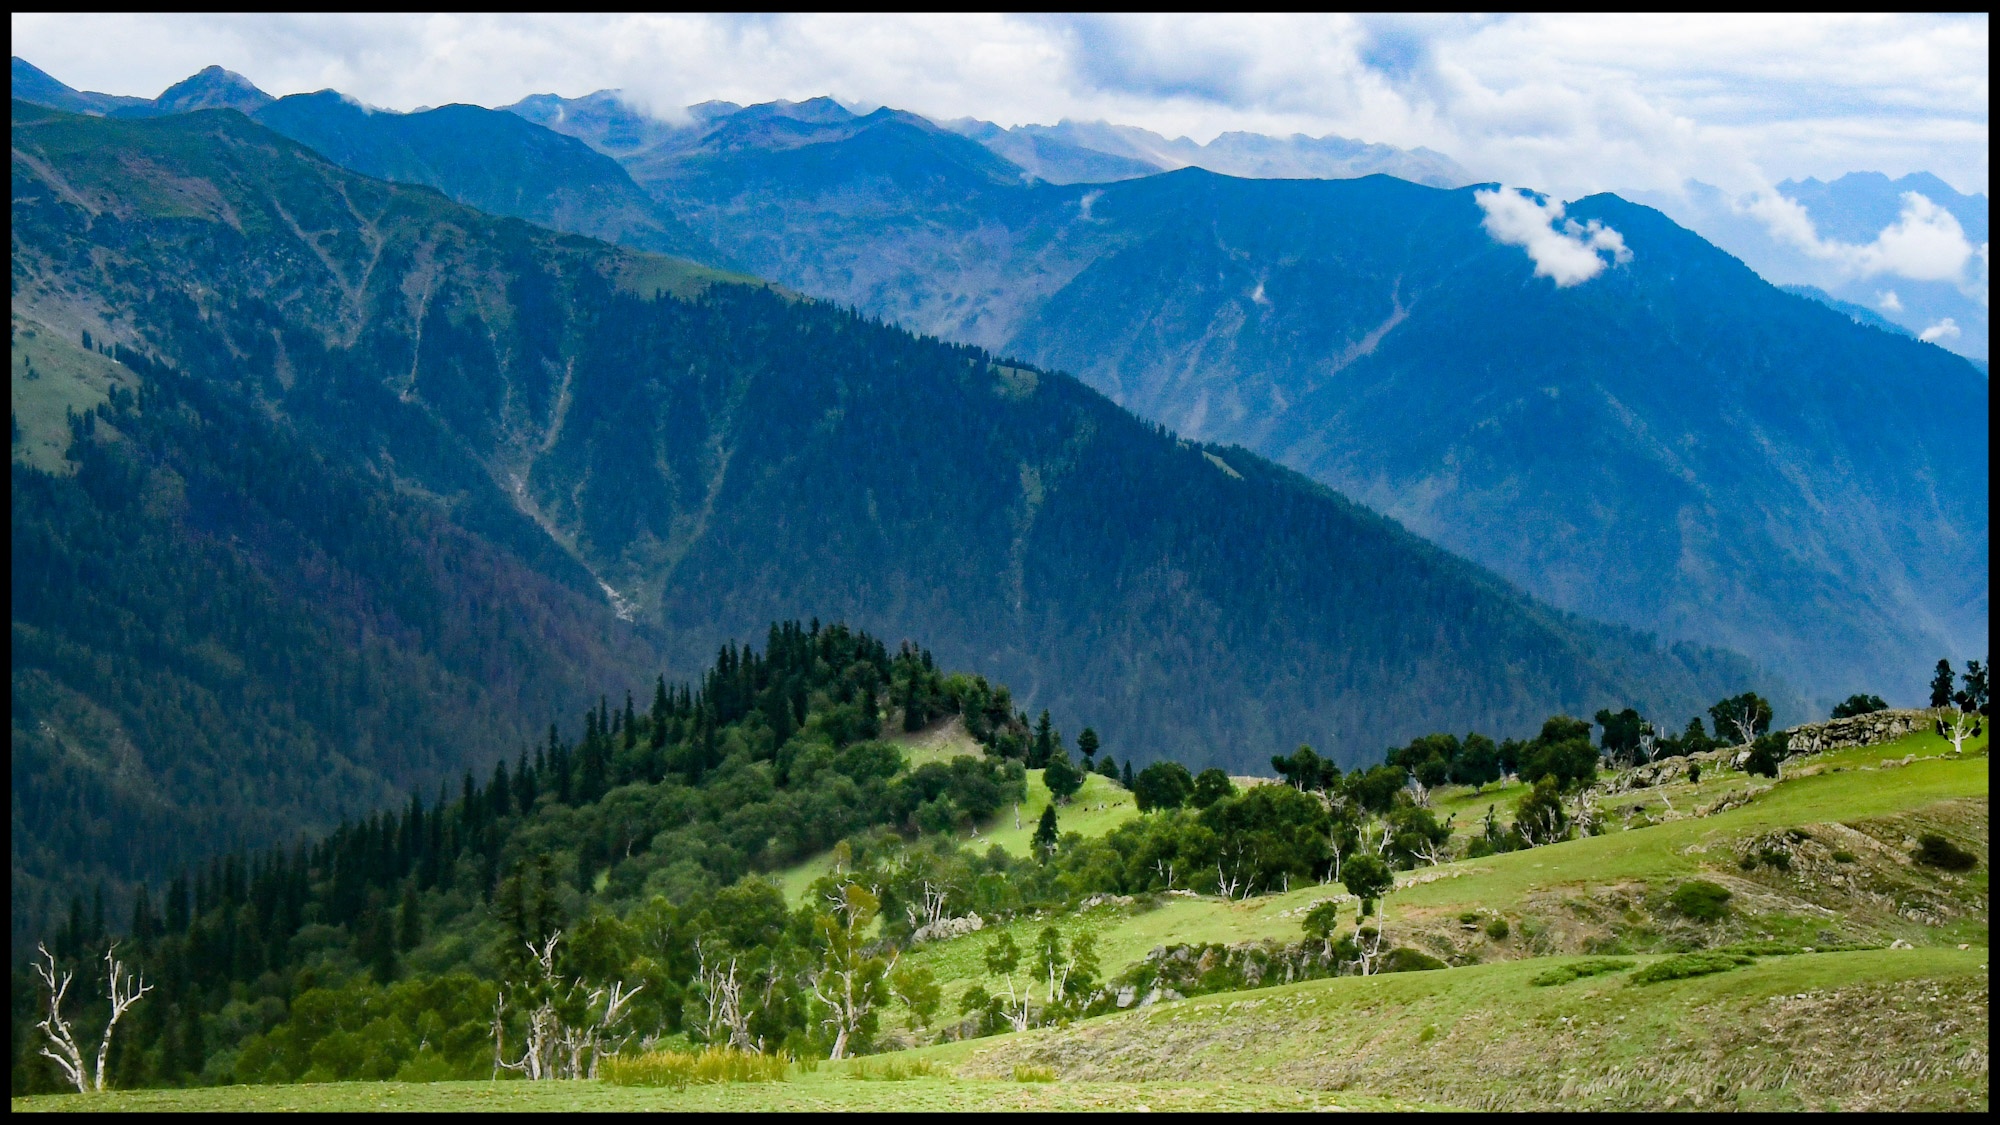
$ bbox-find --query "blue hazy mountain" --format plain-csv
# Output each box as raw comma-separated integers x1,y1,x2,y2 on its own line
1626,174,1988,362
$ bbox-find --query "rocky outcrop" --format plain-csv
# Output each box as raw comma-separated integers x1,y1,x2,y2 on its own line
1784,709,1931,755
911,913,985,944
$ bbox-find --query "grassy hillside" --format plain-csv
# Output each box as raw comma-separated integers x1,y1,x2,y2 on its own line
13,946,1983,1112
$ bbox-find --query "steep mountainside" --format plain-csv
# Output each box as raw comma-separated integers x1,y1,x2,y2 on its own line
520,103,1983,709
11,100,1765,847
8,60,714,263
1626,174,1988,362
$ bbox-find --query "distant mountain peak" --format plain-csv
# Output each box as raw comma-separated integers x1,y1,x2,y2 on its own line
149,64,273,115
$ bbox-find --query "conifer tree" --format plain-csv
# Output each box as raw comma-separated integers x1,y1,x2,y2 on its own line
1931,659,1957,709
1032,804,1059,858
1077,727,1100,768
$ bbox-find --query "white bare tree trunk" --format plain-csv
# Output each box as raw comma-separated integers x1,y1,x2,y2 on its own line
33,945,86,1094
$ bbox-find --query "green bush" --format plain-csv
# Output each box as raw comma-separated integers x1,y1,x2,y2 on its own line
848,1058,944,1081
1013,1064,1057,1083
603,1047,793,1089
1485,917,1510,940
1830,850,1857,863
1629,951,1753,985
1913,833,1978,872
1667,880,1733,921
1458,911,1482,925
1529,958,1634,987
1718,940,1801,957
1382,948,1449,973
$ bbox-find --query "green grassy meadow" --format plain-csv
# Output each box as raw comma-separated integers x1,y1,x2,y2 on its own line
13,728,1987,1112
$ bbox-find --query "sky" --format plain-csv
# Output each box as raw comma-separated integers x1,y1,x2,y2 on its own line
11,12,1989,201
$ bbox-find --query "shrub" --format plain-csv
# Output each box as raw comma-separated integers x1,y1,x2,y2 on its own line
848,1058,944,1081
1530,958,1634,987
603,1047,793,1089
1718,940,1801,957
1628,951,1753,985
1382,948,1448,973
1667,880,1732,921
1484,917,1510,940
1831,693,1888,719
1013,1064,1057,1083
1686,763,1702,785
1830,850,1857,863
1913,833,1978,872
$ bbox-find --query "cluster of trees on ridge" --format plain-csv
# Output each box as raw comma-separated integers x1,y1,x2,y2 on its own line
13,631,1987,1092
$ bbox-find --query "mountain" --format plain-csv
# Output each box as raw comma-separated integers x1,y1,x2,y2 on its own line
940,117,1471,187
941,117,1162,185
249,92,713,259
7,60,716,264
527,110,1983,709
11,101,1773,919
1779,283,1917,338
112,63,273,118
261,80,1981,708
9,56,149,115
1626,175,1989,361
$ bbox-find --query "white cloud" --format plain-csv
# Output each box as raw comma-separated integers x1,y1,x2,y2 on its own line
8,13,1989,199
1876,290,1904,312
1475,187,1633,286
1741,189,1979,285
1919,317,1962,343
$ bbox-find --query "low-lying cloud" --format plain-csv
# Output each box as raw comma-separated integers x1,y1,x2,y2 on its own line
1475,186,1633,286
1919,317,1962,343
1742,189,1984,287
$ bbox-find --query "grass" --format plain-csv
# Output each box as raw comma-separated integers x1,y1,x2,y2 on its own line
8,1074,1430,1113
942,946,1989,1112
602,1047,792,1089
1528,957,1633,986
892,726,1987,1015
11,312,137,475
772,722,1138,904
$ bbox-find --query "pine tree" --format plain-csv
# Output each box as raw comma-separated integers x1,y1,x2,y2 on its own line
1121,760,1134,789
1031,711,1054,769
651,675,670,749
397,881,423,951
623,692,637,750
1032,804,1059,858
1077,727,1100,767
1931,659,1956,709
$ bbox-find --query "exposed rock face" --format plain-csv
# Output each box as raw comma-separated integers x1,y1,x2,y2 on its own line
911,913,985,944
1785,709,1931,755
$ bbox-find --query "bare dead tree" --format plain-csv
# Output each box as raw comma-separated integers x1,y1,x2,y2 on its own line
33,943,152,1093
33,945,86,1093
493,931,642,1080
95,946,152,1091
1940,707,1980,755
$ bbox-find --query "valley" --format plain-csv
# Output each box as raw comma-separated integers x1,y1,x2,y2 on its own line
8,38,1988,1114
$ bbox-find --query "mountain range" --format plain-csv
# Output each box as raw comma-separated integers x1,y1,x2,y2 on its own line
1626,172,1989,363
12,98,1773,939
500,87,1985,710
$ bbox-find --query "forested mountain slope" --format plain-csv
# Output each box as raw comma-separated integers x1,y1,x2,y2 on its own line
13,66,1985,708
542,96,1985,709
11,101,1771,926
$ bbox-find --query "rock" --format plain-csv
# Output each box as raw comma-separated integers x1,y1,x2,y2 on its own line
1116,986,1137,1008
1785,709,1930,756
1889,938,1915,950
911,913,985,944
